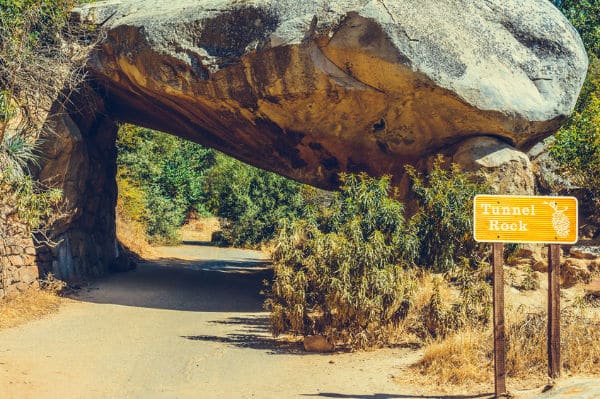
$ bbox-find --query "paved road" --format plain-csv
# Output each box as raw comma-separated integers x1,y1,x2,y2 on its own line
0,244,416,399
0,243,597,399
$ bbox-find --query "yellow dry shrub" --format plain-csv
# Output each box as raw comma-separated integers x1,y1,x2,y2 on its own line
415,305,600,386
116,174,155,257
0,289,62,330
417,328,493,385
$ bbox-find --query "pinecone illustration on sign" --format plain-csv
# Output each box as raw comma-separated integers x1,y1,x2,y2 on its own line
545,201,570,238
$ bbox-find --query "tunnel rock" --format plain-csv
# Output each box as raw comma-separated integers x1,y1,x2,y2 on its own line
20,0,589,284
73,0,588,189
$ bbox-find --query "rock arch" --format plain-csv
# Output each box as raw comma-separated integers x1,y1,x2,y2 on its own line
32,0,587,281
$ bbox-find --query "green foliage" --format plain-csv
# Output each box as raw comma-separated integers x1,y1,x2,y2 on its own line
204,154,305,247
116,125,307,246
551,69,600,199
515,266,540,291
550,2,600,206
0,0,75,126
265,173,419,349
0,173,63,231
0,0,74,48
553,0,600,58
116,125,216,243
0,131,39,179
407,156,488,272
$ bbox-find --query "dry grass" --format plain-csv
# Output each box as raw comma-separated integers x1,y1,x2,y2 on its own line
413,305,600,387
116,210,155,258
0,288,63,330
179,217,220,242
417,328,493,386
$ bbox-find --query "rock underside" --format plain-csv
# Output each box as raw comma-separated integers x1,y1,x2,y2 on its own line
73,0,588,189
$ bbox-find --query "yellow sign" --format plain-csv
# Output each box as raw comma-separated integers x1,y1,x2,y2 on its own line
473,195,578,244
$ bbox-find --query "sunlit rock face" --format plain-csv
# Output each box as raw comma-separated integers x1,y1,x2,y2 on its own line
73,0,587,189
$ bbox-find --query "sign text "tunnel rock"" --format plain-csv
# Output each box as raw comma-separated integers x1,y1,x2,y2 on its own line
473,195,578,244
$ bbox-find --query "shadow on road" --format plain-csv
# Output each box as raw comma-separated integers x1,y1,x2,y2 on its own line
72,244,272,313
300,393,494,399
182,315,309,355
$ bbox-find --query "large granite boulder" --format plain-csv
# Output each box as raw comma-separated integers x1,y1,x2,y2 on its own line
73,0,588,189
26,0,587,283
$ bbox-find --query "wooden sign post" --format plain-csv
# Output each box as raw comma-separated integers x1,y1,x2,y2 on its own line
548,244,561,379
474,195,578,398
492,243,506,397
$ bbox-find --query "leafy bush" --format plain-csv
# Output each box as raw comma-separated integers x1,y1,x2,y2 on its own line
204,154,305,247
265,173,419,349
407,155,488,272
116,125,215,243
0,0,74,48
550,2,600,207
551,67,600,201
0,173,63,232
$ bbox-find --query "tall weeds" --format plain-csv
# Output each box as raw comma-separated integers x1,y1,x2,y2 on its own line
265,173,419,349
416,305,600,385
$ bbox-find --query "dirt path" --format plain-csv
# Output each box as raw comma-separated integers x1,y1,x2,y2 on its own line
0,243,597,399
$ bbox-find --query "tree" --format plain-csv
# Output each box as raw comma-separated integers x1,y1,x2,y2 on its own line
550,1,600,205
116,125,216,243
203,154,305,246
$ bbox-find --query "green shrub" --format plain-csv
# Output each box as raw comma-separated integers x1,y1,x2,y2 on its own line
550,2,600,207
204,154,305,247
265,173,419,349
1,174,63,231
551,65,600,202
116,125,215,243
407,155,488,272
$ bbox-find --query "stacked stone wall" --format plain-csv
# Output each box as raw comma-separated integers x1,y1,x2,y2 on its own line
0,222,40,299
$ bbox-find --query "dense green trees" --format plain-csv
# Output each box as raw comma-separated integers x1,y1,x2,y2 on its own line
116,126,306,246
203,154,306,246
550,0,600,204
116,125,216,243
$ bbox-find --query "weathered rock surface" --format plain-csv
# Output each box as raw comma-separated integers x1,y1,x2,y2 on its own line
73,0,588,189
0,218,41,298
35,92,119,282
303,335,334,352
585,279,600,298
528,136,577,194
452,137,535,195
561,258,592,288
569,246,600,260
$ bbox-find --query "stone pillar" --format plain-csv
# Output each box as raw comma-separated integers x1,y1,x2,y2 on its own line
36,94,119,282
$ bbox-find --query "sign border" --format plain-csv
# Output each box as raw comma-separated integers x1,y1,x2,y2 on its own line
473,194,579,244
